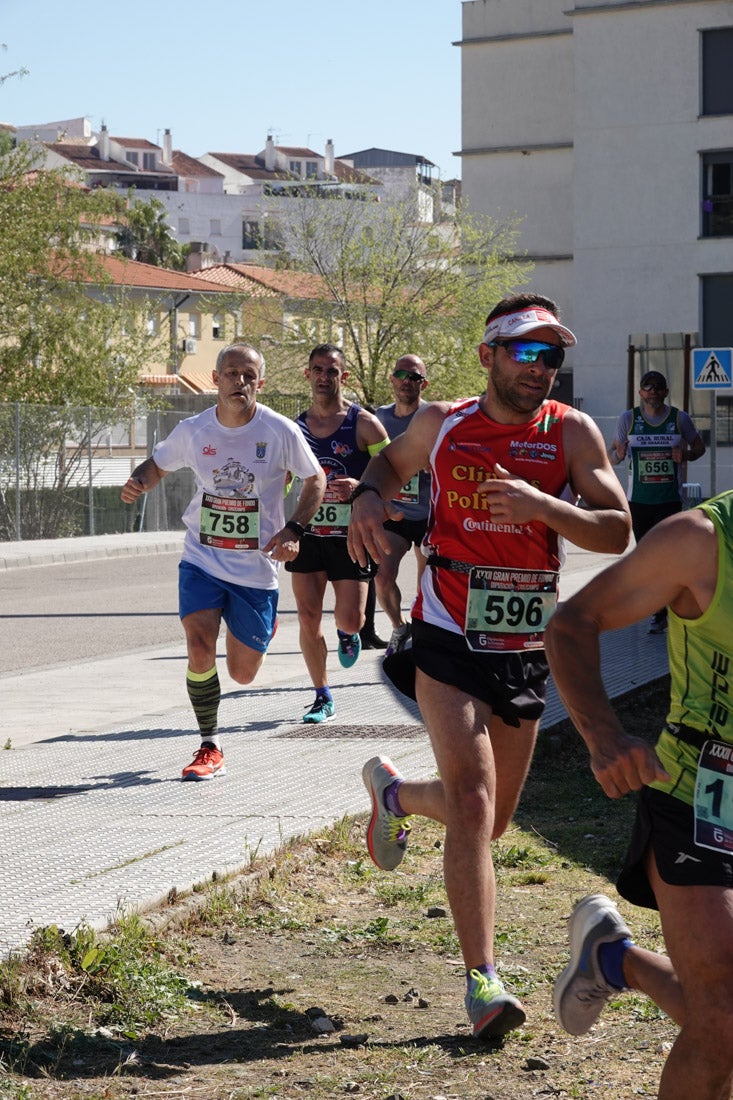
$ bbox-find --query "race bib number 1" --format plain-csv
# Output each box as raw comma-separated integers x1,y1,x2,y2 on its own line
464,566,558,652
693,740,733,854
199,491,260,550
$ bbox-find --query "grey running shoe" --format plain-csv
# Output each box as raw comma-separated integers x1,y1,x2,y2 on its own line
554,894,631,1036
362,755,411,870
385,622,411,658
465,969,526,1039
303,697,335,724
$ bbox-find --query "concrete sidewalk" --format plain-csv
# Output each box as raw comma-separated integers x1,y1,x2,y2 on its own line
0,533,670,958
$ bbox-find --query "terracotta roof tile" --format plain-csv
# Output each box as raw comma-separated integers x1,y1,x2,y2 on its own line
46,143,133,173
191,263,332,301
188,265,278,296
177,363,217,394
69,253,237,294
171,150,223,178
331,162,381,185
277,146,319,158
111,136,161,150
206,152,289,181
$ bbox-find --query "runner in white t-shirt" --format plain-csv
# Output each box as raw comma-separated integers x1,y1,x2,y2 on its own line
121,343,325,780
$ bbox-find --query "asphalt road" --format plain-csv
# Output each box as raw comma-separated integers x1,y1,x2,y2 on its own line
0,551,380,744
1,554,183,675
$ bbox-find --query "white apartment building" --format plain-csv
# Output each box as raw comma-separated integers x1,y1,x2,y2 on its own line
459,0,733,439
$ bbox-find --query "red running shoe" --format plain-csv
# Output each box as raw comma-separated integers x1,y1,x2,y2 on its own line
182,744,226,781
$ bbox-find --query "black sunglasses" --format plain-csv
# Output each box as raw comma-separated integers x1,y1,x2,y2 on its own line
393,369,426,383
641,382,667,392
490,339,565,371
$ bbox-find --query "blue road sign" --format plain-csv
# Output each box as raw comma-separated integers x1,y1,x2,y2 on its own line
692,348,733,390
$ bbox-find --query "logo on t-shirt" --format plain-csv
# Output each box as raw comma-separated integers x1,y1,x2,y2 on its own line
212,457,255,497
202,444,217,455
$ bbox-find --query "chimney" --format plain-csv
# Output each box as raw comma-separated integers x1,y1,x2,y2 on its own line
265,134,275,171
99,123,110,162
162,127,172,167
325,138,335,176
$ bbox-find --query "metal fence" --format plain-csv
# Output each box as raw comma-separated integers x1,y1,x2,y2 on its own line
0,395,310,542
2,402,732,543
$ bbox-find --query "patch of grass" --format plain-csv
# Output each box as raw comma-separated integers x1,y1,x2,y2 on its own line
0,677,677,1099
0,915,194,1039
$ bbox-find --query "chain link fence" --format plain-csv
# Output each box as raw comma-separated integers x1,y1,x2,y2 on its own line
1,401,730,543
0,394,310,542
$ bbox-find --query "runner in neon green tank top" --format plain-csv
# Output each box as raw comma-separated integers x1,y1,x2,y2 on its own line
545,490,733,1100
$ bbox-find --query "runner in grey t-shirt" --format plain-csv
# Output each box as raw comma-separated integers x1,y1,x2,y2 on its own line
375,354,430,656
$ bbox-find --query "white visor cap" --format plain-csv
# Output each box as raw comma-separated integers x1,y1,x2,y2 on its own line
483,307,577,349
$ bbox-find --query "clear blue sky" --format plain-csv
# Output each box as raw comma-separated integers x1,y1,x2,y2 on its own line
1,1,463,180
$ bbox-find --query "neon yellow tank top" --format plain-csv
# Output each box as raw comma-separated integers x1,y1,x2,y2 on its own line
651,490,733,805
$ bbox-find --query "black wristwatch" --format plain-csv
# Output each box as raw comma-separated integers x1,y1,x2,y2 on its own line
348,482,382,505
284,520,306,539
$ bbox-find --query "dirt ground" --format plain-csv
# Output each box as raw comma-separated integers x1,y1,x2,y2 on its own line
0,678,676,1100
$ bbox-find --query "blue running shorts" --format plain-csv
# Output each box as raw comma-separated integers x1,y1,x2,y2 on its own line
178,561,278,653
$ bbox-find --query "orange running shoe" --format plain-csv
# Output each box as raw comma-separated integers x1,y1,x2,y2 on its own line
182,743,226,781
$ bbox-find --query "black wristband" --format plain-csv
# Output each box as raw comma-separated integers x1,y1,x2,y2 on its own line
284,520,306,539
348,482,382,505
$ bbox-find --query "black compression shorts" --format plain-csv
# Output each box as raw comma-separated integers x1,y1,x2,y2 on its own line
617,785,733,910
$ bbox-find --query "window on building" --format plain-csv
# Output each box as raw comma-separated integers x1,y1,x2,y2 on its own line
212,314,224,340
289,160,302,176
188,314,200,338
179,217,190,234
702,27,733,115
126,151,139,166
145,314,159,336
306,161,318,179
143,152,156,170
702,273,733,344
701,273,733,444
702,151,733,236
242,220,261,249
210,219,222,236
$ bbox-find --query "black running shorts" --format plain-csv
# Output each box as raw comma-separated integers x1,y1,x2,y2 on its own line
617,785,733,911
383,516,428,547
285,534,375,581
383,617,548,729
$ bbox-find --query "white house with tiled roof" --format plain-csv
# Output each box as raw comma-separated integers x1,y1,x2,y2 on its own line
199,136,379,194
18,116,446,278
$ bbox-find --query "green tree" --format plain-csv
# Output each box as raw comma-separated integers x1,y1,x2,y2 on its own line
0,146,169,538
269,186,532,405
0,144,166,406
116,191,186,270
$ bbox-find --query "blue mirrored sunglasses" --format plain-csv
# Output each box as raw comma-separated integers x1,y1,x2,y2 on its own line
490,339,565,371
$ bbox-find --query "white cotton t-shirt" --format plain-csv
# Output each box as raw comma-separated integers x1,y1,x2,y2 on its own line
153,403,321,588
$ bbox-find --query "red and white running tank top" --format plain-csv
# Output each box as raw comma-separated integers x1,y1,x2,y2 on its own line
413,397,570,649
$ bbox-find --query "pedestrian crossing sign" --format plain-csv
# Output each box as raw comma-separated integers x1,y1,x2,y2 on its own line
692,347,733,390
